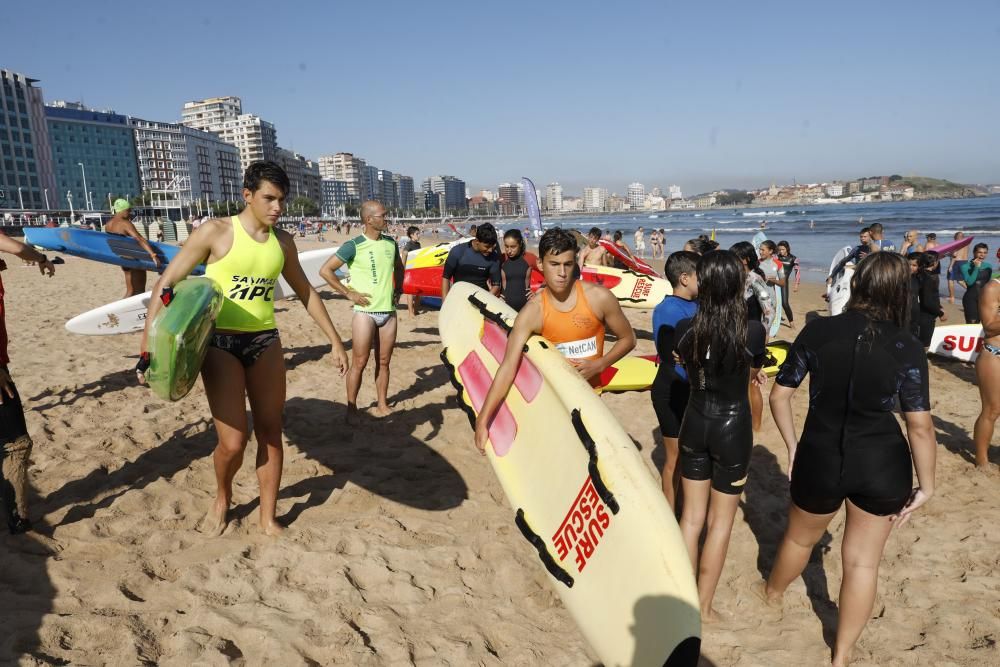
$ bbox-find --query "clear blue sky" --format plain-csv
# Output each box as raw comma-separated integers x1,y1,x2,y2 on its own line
7,0,999,195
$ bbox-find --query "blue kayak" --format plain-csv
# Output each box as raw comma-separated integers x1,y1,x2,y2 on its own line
24,227,203,275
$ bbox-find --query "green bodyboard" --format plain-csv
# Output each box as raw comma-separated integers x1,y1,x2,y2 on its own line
147,278,224,401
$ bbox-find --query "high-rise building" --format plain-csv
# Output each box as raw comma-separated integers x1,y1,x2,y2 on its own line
627,182,645,209
497,182,520,215
377,169,397,208
214,114,277,171
275,148,322,203
545,182,563,211
393,174,415,210
130,117,241,204
426,175,467,212
318,153,365,203
359,164,378,203
668,184,683,200
0,69,57,210
321,179,350,214
180,96,242,132
583,187,608,211
46,102,141,211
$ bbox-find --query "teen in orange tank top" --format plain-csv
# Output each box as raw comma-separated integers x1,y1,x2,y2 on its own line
472,228,637,454
541,282,606,386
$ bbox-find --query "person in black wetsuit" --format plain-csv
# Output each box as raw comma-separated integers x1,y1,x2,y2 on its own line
960,243,993,324
916,251,946,347
440,223,501,300
675,250,767,623
756,252,937,667
907,254,922,339
499,229,532,311
775,241,799,328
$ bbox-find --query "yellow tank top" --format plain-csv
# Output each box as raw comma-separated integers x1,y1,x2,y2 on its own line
205,216,285,332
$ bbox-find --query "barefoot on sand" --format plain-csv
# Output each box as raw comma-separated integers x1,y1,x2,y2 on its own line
261,519,286,537
750,581,784,610
199,499,230,537
370,404,393,418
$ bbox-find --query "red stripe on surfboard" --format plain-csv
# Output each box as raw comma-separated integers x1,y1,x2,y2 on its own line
480,321,543,403
581,268,623,289
457,351,517,456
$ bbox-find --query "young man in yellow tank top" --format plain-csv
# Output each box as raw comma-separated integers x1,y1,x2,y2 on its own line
473,228,636,453
137,162,349,536
320,201,404,421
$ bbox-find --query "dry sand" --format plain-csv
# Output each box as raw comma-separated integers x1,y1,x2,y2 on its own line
1,232,998,666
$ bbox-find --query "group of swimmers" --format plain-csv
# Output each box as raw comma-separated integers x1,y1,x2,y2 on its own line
468,220,996,665
1,159,997,666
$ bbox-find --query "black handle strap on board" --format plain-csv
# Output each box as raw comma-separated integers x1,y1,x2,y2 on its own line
468,292,513,334
571,408,620,515
515,508,574,588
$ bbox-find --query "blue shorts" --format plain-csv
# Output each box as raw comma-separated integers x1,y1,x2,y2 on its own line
949,260,968,281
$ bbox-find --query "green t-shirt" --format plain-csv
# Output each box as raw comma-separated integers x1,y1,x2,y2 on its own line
336,234,397,312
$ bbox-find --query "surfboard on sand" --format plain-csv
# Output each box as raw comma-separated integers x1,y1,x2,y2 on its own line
598,239,660,277
439,282,701,666
24,226,196,274
827,245,854,317
928,324,985,362
146,278,223,401
65,247,339,335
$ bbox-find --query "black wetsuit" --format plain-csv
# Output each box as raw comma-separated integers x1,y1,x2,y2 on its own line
916,272,943,347
777,253,797,324
676,320,767,494
908,274,922,339
443,242,502,291
501,255,530,311
775,310,929,516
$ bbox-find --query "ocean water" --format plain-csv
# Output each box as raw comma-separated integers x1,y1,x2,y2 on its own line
489,197,1000,283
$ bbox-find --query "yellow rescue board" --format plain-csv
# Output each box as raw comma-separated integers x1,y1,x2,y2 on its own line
439,282,701,666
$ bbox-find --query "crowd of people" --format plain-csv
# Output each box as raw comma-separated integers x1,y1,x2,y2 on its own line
1,160,997,666
469,218,995,665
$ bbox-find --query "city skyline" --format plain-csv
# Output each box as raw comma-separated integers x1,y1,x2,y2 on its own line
4,1,999,196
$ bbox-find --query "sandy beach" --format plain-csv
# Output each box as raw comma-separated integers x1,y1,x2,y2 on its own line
1,232,998,666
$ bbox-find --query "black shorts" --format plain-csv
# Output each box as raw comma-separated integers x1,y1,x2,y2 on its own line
790,441,912,516
651,376,690,439
677,396,752,495
210,329,280,368
0,374,28,446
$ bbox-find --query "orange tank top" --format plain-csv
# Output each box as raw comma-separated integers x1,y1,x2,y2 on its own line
541,282,606,386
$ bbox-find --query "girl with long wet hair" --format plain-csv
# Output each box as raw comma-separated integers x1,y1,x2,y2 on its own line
757,252,937,667
675,250,767,622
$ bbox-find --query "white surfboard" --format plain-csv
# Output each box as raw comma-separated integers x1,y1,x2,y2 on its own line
827,245,854,317
65,247,340,335
928,324,986,362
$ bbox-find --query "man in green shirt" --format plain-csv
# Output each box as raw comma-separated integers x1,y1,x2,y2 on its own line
320,201,404,419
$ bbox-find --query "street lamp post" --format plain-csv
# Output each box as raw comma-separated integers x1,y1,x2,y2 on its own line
67,191,74,224
17,187,23,211
78,162,90,210
107,193,113,211
43,188,50,210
